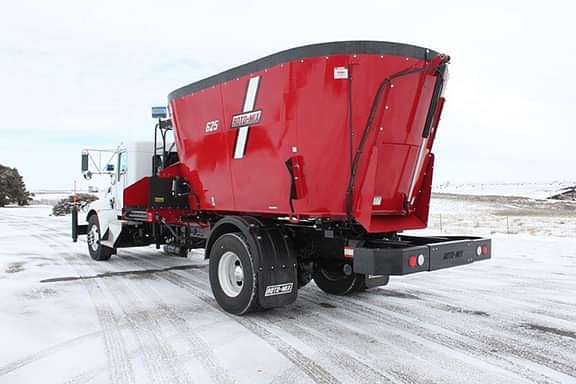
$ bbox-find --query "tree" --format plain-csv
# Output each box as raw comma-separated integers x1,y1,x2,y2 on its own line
52,194,98,216
0,164,34,207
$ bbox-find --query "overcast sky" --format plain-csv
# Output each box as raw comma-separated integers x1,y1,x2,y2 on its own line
0,0,574,190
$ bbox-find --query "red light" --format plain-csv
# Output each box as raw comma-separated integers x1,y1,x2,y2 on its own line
408,255,417,268
481,245,489,256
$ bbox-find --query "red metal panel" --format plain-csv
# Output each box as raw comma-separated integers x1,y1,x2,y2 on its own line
167,45,448,233
123,177,149,209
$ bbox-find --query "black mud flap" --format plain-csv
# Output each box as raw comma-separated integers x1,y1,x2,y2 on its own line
208,216,298,309
250,225,298,309
363,274,390,289
72,207,87,242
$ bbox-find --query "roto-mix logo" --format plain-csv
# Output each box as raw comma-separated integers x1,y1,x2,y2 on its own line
264,282,293,297
231,76,262,159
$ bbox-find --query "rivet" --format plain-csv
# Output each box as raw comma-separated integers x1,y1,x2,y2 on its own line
385,106,390,110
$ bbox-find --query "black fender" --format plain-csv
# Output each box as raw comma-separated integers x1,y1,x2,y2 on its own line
207,216,298,309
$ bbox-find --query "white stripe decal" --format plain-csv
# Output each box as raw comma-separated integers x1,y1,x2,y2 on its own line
233,76,260,159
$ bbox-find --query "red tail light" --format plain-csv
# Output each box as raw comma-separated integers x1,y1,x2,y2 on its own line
408,255,417,268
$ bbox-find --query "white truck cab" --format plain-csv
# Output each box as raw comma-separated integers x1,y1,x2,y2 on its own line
78,141,155,259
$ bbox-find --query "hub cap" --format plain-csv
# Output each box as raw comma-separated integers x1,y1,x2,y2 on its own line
218,251,244,297
87,225,99,251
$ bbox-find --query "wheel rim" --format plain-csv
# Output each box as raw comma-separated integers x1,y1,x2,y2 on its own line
87,225,99,252
218,251,244,297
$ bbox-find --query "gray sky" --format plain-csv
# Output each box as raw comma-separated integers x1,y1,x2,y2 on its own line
1,0,574,190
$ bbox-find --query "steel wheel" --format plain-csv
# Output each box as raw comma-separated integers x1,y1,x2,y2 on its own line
209,233,260,315
87,224,99,252
86,214,113,261
218,251,245,298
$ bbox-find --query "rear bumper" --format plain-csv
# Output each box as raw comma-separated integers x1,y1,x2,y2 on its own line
353,235,491,275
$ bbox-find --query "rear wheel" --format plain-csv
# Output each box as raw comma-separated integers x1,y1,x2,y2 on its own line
313,262,365,295
86,215,113,261
209,233,260,315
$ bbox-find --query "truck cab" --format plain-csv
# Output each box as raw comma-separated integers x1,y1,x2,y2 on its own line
75,141,158,258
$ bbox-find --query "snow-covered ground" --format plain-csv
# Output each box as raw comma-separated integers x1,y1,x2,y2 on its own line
433,181,575,200
1,199,575,384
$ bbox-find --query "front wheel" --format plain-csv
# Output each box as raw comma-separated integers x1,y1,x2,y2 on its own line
313,262,365,295
87,215,114,261
209,233,260,315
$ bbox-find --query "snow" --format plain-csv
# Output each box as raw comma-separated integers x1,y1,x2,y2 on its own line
433,181,576,200
1,200,576,384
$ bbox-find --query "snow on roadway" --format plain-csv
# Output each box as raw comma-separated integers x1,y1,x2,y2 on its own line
1,203,575,384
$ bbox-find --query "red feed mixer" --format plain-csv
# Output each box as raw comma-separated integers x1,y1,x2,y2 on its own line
73,41,491,315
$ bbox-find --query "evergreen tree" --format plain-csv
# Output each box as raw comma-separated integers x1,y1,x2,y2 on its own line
0,164,34,207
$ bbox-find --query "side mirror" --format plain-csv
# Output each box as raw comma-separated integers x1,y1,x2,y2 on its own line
81,153,89,172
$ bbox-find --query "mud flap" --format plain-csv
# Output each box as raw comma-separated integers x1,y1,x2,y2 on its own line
71,207,87,242
363,274,389,289
250,226,298,309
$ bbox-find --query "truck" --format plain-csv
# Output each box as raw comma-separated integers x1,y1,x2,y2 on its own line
72,41,491,315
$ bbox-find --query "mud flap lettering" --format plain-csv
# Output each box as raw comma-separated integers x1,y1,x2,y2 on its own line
250,225,298,309
264,283,294,297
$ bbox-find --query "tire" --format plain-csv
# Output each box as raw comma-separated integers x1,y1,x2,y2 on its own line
209,233,260,315
86,215,114,261
313,263,365,295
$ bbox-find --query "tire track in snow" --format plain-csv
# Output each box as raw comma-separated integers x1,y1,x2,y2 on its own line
110,254,237,384
0,331,100,377
382,283,576,361
118,251,541,384
32,230,194,384
1,214,136,384
119,251,341,384
33,232,137,384
298,289,576,383
150,264,522,384
103,275,194,384
258,310,402,384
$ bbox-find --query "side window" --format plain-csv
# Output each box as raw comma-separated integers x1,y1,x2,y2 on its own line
118,152,127,181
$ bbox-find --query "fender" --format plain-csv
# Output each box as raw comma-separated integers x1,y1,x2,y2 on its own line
84,199,121,248
207,216,298,308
